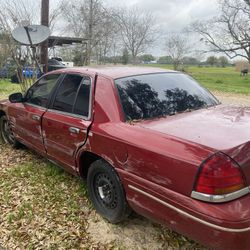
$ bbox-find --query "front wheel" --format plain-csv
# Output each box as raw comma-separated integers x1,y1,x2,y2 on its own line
87,159,131,223
0,115,20,147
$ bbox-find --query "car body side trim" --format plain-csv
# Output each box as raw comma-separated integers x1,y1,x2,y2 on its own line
128,184,250,233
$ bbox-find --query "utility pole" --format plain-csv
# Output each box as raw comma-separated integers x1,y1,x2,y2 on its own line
40,0,49,73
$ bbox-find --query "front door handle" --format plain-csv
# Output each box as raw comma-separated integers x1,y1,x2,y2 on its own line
69,127,80,134
32,115,40,121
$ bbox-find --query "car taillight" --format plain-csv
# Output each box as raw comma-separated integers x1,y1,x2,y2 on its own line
194,152,246,196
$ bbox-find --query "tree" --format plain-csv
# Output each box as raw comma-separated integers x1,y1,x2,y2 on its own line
206,56,218,66
0,0,40,88
192,0,250,62
0,0,62,89
95,13,120,64
165,34,190,70
121,48,129,65
157,56,173,64
218,56,229,67
0,32,11,67
139,54,155,63
182,57,200,65
114,6,156,64
62,0,118,65
62,0,99,65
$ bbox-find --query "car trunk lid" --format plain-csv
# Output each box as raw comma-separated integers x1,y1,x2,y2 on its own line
136,105,250,184
137,105,250,151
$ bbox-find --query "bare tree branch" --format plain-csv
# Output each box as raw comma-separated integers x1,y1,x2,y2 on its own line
114,6,156,64
0,0,61,88
165,34,190,70
61,0,119,65
191,0,250,62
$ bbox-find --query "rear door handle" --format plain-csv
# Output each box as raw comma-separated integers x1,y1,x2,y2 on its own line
69,127,80,134
32,115,40,121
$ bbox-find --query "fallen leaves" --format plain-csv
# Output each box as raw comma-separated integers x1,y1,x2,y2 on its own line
0,143,96,249
0,141,206,250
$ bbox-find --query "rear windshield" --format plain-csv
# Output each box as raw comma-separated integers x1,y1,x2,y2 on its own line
115,73,219,121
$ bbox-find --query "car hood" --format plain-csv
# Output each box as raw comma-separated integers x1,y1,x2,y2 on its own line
136,105,250,151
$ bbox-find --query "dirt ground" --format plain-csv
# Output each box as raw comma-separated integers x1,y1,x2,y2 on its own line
213,91,250,106
0,92,249,250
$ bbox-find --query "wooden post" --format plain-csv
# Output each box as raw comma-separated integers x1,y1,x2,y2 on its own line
40,0,49,73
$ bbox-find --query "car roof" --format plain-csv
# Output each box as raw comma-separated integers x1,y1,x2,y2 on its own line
49,66,176,79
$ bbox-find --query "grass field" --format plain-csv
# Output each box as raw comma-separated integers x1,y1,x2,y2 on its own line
147,64,250,95
1,66,250,98
0,79,20,99
0,146,93,249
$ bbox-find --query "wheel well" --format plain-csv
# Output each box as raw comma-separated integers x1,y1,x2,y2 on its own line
78,151,101,178
0,111,6,118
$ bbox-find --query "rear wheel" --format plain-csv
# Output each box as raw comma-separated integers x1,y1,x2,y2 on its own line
0,115,20,147
87,159,131,223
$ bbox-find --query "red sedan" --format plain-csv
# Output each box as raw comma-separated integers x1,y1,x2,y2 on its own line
1,67,250,249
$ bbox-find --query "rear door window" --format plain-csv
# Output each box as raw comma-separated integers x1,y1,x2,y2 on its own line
73,78,91,117
52,74,83,113
52,74,91,118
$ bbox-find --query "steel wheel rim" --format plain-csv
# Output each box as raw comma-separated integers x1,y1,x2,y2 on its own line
94,173,118,209
2,119,15,144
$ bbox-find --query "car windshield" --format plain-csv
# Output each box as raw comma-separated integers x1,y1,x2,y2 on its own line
115,73,219,121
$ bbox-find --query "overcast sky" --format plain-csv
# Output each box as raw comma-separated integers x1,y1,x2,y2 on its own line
103,0,220,56
50,0,220,57
105,0,219,32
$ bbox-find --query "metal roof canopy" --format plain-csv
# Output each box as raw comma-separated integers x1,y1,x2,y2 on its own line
48,36,87,47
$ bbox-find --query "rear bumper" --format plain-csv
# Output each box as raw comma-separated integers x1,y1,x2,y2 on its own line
120,170,250,250
129,184,250,233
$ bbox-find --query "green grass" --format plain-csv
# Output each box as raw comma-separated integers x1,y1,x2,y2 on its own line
1,66,250,96
0,145,205,249
147,64,250,95
0,79,20,99
0,147,94,249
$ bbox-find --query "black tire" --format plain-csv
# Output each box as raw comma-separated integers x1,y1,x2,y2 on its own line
0,115,20,148
87,159,131,223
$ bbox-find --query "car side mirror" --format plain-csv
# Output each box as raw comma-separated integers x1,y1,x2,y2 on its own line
9,92,23,103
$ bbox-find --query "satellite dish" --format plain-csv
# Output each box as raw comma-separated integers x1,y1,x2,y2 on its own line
12,25,50,46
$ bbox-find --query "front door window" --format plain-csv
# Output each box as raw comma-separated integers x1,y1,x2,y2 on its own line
26,74,60,108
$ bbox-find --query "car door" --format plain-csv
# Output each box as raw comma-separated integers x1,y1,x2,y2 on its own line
8,74,61,154
42,73,94,171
